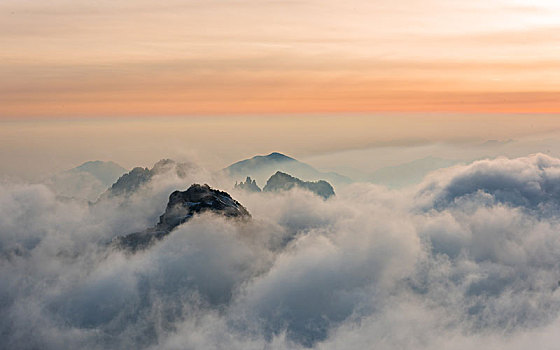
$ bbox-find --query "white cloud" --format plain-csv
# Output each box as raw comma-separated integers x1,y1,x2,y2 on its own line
3,154,560,349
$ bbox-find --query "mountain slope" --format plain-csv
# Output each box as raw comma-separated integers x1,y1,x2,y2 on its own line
74,161,128,186
113,184,250,251
224,152,352,188
102,159,198,199
263,171,335,199
45,161,128,201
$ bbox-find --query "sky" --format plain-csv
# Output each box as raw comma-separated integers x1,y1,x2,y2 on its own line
1,0,559,117
5,3,560,349
1,0,560,179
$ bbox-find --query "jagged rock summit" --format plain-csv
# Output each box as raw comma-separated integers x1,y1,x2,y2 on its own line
234,176,262,192
107,166,152,197
158,184,251,230
263,171,335,199
113,184,250,251
102,159,196,199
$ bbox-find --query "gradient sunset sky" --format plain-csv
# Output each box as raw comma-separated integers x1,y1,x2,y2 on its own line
1,0,559,118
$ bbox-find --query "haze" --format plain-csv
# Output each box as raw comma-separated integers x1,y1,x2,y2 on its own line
2,113,560,181
1,0,559,117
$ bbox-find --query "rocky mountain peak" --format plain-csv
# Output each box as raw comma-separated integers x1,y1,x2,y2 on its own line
263,171,335,199
234,176,262,192
113,184,250,251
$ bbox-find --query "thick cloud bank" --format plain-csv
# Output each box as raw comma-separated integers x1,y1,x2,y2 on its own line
2,154,560,349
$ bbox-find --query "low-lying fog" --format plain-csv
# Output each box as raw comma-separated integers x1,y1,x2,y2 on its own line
3,151,560,349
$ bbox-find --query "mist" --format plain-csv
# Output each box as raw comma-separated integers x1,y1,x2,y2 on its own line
2,152,560,349
2,114,560,182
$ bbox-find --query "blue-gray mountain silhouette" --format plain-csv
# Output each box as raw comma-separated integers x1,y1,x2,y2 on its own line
225,152,351,188
73,161,128,185
263,171,335,199
46,160,128,201
102,159,196,198
234,176,262,192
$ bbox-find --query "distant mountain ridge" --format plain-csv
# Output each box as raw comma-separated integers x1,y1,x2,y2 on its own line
74,161,128,186
224,152,352,188
45,161,128,201
263,171,335,199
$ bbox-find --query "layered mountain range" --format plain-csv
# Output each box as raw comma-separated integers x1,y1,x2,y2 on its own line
224,152,351,188
45,152,465,204
234,172,335,199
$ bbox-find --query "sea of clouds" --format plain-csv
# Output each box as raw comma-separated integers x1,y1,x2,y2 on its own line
2,153,560,349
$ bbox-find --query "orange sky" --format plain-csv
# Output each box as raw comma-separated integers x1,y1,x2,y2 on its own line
1,0,559,117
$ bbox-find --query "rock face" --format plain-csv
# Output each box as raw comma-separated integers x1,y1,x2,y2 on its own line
158,184,251,230
234,176,262,192
263,171,335,199
102,159,197,199
113,184,250,251
107,166,152,197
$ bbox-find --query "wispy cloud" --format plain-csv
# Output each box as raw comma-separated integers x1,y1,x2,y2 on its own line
3,154,560,348
1,0,559,116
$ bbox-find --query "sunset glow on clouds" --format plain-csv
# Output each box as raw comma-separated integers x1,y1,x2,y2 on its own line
5,3,560,349
1,0,559,117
